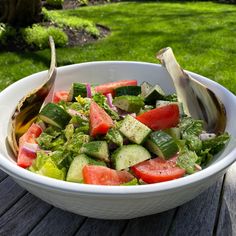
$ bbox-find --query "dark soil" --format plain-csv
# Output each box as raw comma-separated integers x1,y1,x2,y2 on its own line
1,1,111,52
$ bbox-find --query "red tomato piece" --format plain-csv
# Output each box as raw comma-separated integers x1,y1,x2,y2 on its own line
17,123,43,168
53,91,69,103
83,165,134,185
131,156,185,184
17,149,37,168
90,101,114,137
95,80,137,96
136,104,179,130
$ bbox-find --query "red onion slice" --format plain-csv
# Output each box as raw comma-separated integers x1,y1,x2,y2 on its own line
106,93,118,111
86,83,92,98
21,142,39,154
68,108,81,116
106,93,113,108
67,109,88,121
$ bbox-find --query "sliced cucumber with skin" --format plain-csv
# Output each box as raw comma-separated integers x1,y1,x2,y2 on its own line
141,81,153,97
119,115,151,144
145,131,179,159
105,128,123,147
115,86,141,97
144,85,166,105
112,144,151,170
39,103,71,129
113,95,144,113
66,154,106,183
80,141,109,162
68,83,87,101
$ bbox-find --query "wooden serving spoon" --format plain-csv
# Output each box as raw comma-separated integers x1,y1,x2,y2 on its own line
8,36,57,156
156,47,226,134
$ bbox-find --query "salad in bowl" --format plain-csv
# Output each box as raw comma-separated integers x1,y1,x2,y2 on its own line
1,61,236,219
16,79,230,186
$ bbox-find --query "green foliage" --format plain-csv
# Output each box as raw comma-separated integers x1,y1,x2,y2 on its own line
78,0,89,5
0,23,16,45
42,7,51,21
1,1,236,95
44,9,100,37
21,24,68,49
46,0,64,6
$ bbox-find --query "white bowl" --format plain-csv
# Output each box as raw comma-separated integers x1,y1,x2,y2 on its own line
0,61,236,220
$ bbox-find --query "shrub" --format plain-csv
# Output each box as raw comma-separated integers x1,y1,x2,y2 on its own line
46,0,64,6
78,0,89,5
21,24,68,49
47,27,69,47
44,9,100,37
0,23,16,45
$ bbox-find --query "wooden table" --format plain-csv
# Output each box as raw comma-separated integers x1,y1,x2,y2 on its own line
0,163,236,236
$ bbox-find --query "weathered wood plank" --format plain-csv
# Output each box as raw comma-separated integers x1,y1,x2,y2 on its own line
0,177,26,216
216,163,236,236
29,207,86,236
168,178,224,236
0,193,52,235
0,169,8,182
122,209,176,236
75,218,127,236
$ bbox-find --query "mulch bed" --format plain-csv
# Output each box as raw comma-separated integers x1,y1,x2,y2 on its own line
0,22,110,52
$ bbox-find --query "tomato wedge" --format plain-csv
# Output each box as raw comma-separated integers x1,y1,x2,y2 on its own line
83,165,134,185
136,104,179,130
53,91,69,103
17,123,43,168
95,80,137,96
131,156,185,183
90,101,114,137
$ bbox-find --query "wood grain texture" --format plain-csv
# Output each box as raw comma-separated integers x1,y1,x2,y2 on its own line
0,193,52,235
168,178,224,236
0,169,8,182
0,176,26,216
29,207,86,236
216,163,236,236
0,170,231,235
75,218,127,236
122,209,176,236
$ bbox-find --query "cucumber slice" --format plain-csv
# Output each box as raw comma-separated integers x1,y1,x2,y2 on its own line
144,85,165,105
145,131,179,159
141,81,153,97
66,154,106,183
80,141,109,162
39,103,71,129
119,115,151,144
115,86,141,97
113,95,144,113
105,128,123,147
68,83,87,101
112,144,151,170
156,100,172,108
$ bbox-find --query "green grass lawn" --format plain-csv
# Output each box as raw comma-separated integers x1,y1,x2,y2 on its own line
1,1,236,94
